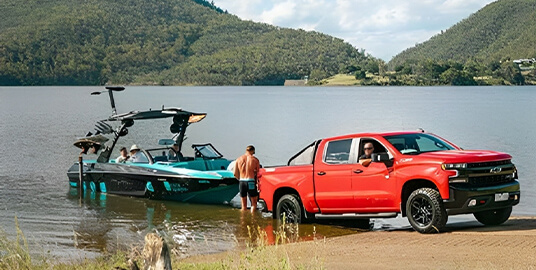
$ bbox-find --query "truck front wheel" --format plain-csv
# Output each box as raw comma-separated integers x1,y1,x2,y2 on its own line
406,188,448,233
276,194,302,224
473,206,512,226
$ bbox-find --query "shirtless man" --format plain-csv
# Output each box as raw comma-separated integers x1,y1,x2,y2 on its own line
233,145,260,212
358,142,374,167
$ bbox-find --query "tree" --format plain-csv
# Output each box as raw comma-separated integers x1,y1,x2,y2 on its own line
354,66,366,79
309,69,328,81
440,68,477,85
496,62,524,85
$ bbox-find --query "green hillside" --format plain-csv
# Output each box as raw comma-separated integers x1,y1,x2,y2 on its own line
0,0,373,86
389,0,536,68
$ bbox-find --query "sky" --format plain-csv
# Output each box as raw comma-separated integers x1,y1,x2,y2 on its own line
213,0,496,61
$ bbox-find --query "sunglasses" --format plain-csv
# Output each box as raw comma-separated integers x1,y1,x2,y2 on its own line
364,147,374,150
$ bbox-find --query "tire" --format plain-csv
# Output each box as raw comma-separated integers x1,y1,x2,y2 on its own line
473,206,512,226
275,194,303,224
406,188,448,233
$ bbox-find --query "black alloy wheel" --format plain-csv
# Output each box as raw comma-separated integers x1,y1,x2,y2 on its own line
406,188,448,233
276,194,302,224
411,197,433,226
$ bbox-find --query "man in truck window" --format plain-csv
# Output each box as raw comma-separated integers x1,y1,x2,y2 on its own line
233,145,260,212
358,142,374,167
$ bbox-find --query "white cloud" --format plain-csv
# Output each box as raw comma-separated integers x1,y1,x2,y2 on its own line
259,1,297,25
440,0,492,13
214,0,496,60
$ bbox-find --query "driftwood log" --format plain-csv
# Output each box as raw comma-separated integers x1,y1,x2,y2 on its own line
143,233,172,270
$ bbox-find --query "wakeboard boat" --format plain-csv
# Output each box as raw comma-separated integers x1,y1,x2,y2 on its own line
67,87,238,205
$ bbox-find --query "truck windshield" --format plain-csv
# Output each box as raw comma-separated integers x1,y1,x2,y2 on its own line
384,134,455,155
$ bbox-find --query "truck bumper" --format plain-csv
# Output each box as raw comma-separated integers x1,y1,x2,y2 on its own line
443,181,520,215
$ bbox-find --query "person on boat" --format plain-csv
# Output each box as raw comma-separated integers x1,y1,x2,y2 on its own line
115,147,130,163
358,142,374,167
233,145,260,212
129,144,149,163
83,142,101,155
167,143,183,161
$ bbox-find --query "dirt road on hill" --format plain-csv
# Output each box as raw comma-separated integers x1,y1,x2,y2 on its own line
182,216,536,269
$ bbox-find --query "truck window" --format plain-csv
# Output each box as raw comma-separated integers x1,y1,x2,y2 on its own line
384,133,454,154
288,141,318,166
324,139,352,164
358,139,388,159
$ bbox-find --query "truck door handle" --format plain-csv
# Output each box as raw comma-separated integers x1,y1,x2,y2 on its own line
317,171,326,176
353,169,363,174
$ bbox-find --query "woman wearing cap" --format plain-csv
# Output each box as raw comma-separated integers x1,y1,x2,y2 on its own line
129,144,149,163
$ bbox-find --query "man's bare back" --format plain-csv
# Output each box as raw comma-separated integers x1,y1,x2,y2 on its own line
233,145,260,212
234,154,260,180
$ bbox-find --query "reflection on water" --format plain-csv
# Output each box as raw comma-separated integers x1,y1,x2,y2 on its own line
67,189,359,259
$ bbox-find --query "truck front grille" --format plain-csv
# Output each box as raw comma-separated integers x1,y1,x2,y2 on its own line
468,174,515,187
458,159,516,188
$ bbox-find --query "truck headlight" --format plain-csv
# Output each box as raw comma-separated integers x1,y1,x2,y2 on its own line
441,163,467,170
442,163,468,183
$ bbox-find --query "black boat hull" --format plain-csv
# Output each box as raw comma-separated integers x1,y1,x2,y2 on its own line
67,162,239,205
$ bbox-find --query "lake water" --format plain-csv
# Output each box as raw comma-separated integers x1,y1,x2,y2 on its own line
0,86,535,259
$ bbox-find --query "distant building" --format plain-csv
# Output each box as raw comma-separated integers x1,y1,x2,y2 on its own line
513,58,535,64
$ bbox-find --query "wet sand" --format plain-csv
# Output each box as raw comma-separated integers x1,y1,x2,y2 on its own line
182,216,536,269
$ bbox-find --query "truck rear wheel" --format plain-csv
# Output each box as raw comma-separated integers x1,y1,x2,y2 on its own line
276,194,302,224
473,206,512,226
406,188,447,233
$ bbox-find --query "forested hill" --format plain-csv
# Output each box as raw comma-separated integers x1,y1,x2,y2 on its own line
0,0,374,86
389,0,536,68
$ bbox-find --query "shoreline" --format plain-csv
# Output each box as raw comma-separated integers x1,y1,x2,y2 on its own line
181,216,536,269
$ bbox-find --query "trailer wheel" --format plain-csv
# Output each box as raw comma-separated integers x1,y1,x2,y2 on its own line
406,188,447,233
276,194,302,224
473,206,512,226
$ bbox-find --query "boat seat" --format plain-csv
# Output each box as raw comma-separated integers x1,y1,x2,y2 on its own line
153,156,168,162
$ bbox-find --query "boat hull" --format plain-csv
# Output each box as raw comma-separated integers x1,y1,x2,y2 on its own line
67,162,239,205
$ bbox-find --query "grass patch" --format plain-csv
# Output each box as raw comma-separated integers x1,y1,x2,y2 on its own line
1,217,326,270
323,74,359,85
322,73,394,86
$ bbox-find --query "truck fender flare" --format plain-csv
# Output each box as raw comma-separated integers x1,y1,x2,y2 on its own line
400,178,440,217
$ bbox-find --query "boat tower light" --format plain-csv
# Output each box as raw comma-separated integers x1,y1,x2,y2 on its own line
91,86,125,116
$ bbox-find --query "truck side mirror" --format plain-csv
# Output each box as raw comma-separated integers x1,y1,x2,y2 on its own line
371,153,389,162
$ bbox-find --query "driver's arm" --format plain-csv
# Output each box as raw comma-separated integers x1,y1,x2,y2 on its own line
359,158,371,167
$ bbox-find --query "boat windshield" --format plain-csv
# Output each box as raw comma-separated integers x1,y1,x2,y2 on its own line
384,133,455,155
192,144,223,159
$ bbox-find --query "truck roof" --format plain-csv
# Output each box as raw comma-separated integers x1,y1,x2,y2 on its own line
325,130,425,141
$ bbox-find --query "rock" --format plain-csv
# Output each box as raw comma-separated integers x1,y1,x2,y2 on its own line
143,233,172,270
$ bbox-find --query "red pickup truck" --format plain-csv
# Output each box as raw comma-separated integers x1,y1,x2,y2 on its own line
258,131,520,233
